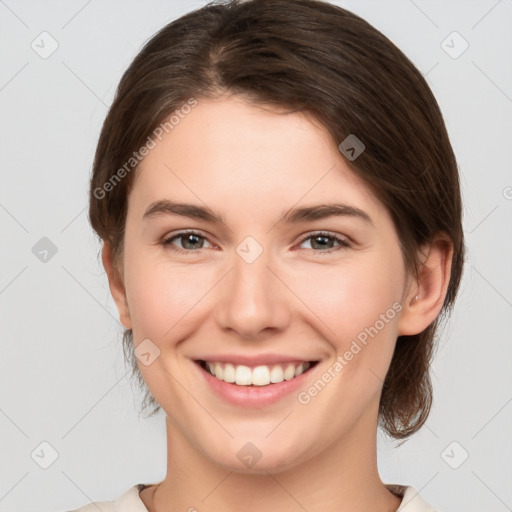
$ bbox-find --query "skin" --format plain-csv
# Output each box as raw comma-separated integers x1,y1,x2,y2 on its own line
103,95,453,512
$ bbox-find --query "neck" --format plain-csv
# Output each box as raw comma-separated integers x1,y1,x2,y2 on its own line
146,405,402,512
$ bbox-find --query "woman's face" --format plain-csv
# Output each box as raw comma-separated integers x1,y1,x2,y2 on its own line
113,95,416,472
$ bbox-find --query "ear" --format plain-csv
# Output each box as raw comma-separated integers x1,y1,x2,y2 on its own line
397,234,453,336
101,241,132,329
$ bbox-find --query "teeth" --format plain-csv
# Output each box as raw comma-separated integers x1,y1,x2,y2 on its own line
270,365,284,384
295,363,305,376
283,363,296,380
252,366,271,386
223,363,236,383
203,361,312,386
214,363,223,380
235,365,252,385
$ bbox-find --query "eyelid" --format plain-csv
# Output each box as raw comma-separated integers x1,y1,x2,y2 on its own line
163,228,211,240
297,230,350,243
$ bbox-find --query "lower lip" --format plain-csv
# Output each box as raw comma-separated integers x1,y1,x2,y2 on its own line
194,361,316,408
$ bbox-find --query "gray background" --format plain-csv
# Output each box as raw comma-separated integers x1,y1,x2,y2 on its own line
1,1,511,511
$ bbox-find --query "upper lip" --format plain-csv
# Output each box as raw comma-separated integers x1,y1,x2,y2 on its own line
195,354,318,366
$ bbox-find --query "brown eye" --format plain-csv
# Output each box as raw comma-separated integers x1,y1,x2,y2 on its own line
162,231,212,254
298,232,351,253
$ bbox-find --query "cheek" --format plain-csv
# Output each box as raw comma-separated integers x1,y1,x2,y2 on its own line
122,257,216,404
123,252,213,342
292,260,403,416
291,253,405,408
296,255,404,344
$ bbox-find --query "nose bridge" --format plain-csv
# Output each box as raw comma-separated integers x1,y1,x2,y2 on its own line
214,236,290,338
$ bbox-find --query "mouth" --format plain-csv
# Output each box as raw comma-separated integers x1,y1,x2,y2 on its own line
196,359,319,387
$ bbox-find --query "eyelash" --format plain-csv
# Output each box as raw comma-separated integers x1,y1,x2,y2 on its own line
161,230,351,255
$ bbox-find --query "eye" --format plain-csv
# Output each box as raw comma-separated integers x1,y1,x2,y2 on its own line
161,230,351,255
161,230,214,254
297,231,351,254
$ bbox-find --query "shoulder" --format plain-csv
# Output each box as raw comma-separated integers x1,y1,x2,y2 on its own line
67,484,150,512
386,484,441,512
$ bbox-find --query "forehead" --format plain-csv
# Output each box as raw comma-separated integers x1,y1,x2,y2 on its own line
130,96,385,223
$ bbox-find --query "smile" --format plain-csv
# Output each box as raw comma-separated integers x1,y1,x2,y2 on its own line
197,360,318,386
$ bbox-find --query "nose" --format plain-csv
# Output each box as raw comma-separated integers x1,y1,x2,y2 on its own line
213,243,291,340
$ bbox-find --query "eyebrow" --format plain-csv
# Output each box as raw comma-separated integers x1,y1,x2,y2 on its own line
142,200,374,226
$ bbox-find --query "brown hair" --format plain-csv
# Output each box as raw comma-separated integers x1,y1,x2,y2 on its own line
89,0,465,440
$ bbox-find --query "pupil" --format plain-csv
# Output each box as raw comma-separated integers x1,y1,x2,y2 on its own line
184,234,201,249
314,235,330,249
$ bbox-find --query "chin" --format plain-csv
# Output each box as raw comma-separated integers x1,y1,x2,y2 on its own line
213,451,302,475
199,434,312,475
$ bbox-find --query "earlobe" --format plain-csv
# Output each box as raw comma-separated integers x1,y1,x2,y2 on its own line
101,241,132,329
397,236,453,336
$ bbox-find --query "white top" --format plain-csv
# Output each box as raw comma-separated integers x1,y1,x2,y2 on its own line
68,483,440,511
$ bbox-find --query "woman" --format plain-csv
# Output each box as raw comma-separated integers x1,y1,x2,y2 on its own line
72,0,464,510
